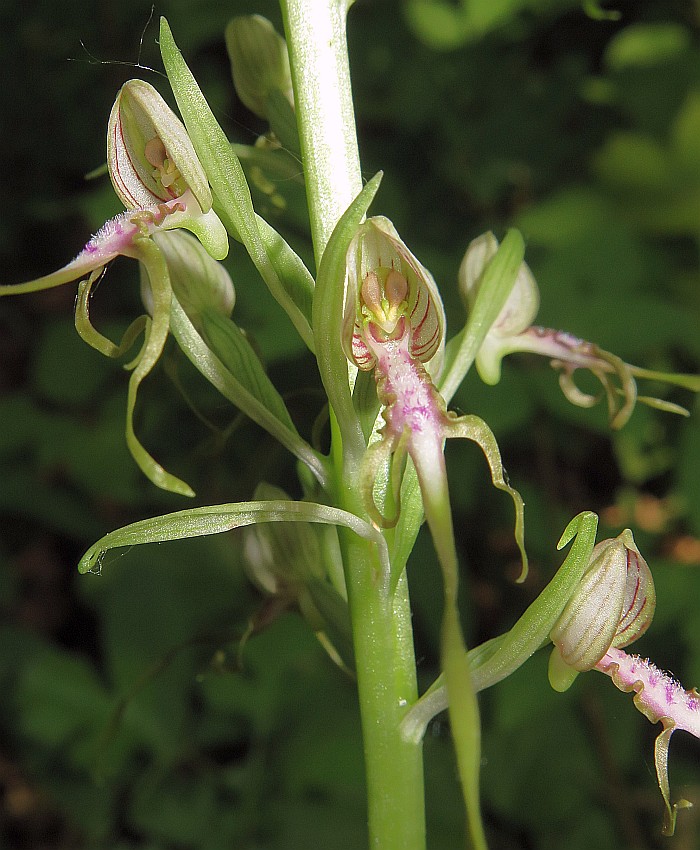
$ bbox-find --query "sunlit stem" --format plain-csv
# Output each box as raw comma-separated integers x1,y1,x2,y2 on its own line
280,0,363,261
280,3,425,849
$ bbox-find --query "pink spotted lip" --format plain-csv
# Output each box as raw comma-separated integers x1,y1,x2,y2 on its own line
597,647,700,736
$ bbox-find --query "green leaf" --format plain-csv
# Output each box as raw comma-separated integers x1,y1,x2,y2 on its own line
159,17,314,351
78,499,390,577
169,294,328,487
604,23,691,71
255,213,314,327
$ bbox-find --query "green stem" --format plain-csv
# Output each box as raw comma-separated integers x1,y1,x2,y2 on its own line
342,527,426,850
280,2,426,847
280,0,363,260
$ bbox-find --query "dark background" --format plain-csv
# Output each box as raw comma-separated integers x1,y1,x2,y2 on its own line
1,1,700,848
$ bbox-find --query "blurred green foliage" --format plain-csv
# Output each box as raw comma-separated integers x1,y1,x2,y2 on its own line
1,0,700,848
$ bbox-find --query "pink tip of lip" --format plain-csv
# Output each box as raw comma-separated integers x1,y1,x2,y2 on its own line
597,647,700,738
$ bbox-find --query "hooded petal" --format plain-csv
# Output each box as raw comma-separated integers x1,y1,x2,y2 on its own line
108,79,212,212
342,216,445,373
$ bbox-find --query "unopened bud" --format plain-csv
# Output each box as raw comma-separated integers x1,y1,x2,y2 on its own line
225,15,293,119
459,231,539,338
549,530,655,691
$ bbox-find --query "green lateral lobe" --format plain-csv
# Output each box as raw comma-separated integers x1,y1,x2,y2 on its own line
314,173,382,466
75,273,148,359
439,229,525,404
78,499,389,575
401,511,599,744
169,295,328,488
125,238,195,497
159,18,313,351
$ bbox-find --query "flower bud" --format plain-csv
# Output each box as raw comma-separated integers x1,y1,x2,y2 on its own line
241,483,324,597
342,216,446,374
225,15,293,119
459,231,539,338
108,79,212,213
549,530,655,690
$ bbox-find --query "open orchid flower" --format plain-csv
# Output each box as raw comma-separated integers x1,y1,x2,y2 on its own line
549,531,699,835
107,79,228,256
342,215,527,849
0,80,229,496
460,232,700,429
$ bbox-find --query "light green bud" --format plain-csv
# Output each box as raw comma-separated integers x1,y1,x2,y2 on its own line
549,530,656,691
241,483,325,597
225,15,294,119
140,231,234,332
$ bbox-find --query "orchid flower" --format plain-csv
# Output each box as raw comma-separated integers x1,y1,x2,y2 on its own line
340,214,527,850
1,80,228,496
459,232,700,428
549,531,699,835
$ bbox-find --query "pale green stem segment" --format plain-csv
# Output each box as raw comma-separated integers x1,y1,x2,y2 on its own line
439,229,525,405
159,18,315,352
279,4,426,848
78,498,390,575
279,0,363,260
401,512,599,744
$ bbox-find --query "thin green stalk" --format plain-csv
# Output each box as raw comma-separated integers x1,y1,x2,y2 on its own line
279,2,427,847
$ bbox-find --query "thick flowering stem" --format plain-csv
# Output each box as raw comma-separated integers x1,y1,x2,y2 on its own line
595,648,699,834
280,6,425,850
361,303,524,850
279,0,362,259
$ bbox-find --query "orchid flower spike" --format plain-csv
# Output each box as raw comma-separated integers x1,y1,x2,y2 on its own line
549,530,699,835
460,232,700,429
0,81,231,496
343,215,527,850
